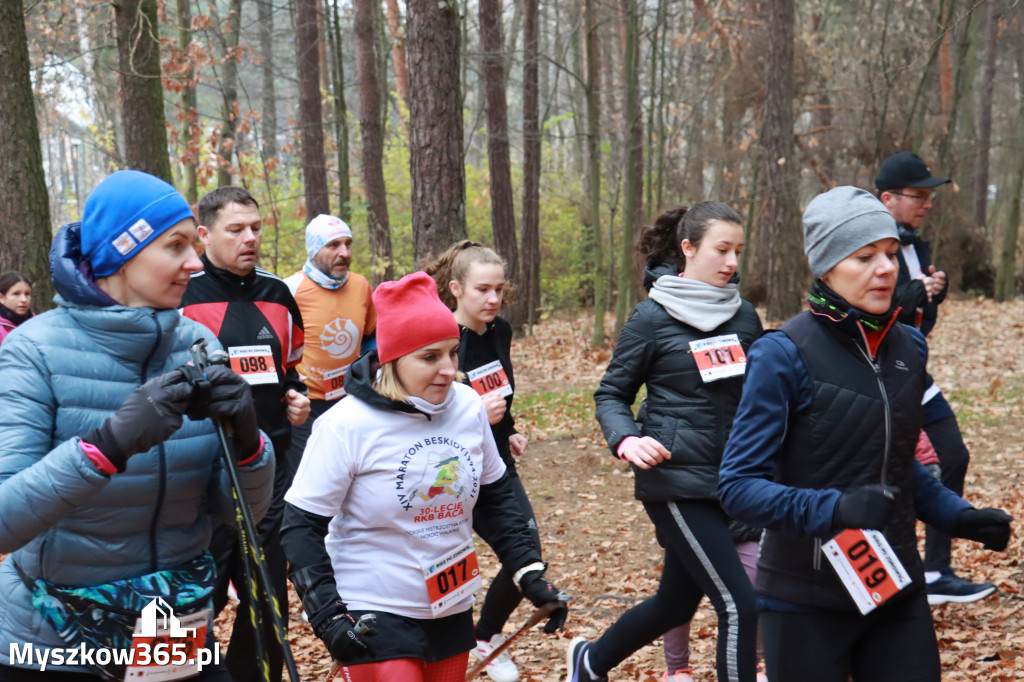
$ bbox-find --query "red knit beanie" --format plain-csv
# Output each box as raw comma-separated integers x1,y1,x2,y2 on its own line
373,271,460,364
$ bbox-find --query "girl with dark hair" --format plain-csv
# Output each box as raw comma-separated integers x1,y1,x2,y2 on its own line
0,272,33,345
425,241,534,682
567,202,762,682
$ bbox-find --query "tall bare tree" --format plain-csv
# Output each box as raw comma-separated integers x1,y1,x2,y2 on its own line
407,0,466,262
354,0,394,284
0,0,52,306
295,0,330,217
258,0,277,160
214,0,242,187
584,0,605,347
383,0,411,123
479,0,522,327
325,0,351,221
761,0,803,320
113,0,173,182
973,0,1000,232
521,0,541,327
174,0,198,204
615,0,642,333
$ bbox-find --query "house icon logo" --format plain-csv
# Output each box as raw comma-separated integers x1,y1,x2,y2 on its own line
133,598,196,638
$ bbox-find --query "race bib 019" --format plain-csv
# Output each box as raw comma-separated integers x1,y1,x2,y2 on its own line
689,334,747,383
228,345,278,385
467,360,512,398
822,528,911,615
421,540,482,617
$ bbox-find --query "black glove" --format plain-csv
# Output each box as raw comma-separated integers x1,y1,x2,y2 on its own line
517,568,569,633
832,484,899,531
82,370,194,472
953,507,1013,551
204,365,262,462
312,604,376,663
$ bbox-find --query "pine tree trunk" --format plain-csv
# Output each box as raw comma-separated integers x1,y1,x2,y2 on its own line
521,0,541,328
355,0,394,284
258,0,278,160
295,0,330,217
383,0,410,124
176,0,198,205
217,0,242,187
326,0,351,221
407,0,467,263
479,0,523,329
973,0,999,232
616,0,642,334
584,0,605,347
113,0,173,182
762,0,804,321
0,0,53,307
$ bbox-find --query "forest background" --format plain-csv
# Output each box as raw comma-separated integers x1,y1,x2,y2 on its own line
3,0,1024,341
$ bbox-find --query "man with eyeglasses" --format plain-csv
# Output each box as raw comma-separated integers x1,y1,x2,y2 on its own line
874,151,997,607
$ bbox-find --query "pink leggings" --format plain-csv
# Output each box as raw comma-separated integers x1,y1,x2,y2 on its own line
664,539,764,670
334,652,470,682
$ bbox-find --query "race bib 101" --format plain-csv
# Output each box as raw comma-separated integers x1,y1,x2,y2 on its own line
822,528,911,615
689,334,747,383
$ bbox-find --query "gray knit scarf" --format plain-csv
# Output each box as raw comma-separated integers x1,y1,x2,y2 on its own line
649,274,741,332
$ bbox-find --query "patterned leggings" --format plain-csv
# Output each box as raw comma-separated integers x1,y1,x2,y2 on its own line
335,652,470,682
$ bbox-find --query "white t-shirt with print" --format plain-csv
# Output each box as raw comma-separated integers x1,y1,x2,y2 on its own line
285,382,507,619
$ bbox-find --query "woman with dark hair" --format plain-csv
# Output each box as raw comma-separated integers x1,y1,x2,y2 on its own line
567,202,762,682
0,170,274,681
718,186,1012,681
0,272,33,345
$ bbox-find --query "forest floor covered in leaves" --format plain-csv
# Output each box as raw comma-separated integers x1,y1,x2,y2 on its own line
233,297,1020,680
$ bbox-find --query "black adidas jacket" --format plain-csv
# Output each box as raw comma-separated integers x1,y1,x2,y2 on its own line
181,254,305,448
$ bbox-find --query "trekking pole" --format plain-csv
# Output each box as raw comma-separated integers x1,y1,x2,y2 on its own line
188,339,302,682
465,600,561,680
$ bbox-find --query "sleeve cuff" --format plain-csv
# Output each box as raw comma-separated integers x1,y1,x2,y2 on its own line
80,440,118,475
236,434,265,466
616,436,638,460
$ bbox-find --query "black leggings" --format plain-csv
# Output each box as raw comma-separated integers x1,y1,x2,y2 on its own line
760,591,940,681
922,415,970,572
587,500,758,682
474,474,540,641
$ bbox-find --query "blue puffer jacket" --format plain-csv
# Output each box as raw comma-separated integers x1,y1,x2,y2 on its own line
0,223,275,670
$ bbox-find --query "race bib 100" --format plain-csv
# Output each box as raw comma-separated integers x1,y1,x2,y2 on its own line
467,360,512,398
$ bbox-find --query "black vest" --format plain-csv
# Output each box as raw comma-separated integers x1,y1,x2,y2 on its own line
756,311,926,611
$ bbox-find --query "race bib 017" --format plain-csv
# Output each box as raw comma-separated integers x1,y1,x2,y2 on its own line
228,345,278,385
421,540,482,617
822,528,911,615
689,334,747,383
467,360,513,398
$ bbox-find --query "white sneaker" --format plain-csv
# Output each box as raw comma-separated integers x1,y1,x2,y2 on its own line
471,634,520,682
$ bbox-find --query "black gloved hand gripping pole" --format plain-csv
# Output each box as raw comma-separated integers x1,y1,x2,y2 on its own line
187,339,301,682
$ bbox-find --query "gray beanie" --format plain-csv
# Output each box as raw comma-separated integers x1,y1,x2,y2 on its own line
803,186,898,278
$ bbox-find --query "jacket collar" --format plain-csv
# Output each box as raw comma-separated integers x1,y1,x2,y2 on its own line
200,252,257,287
